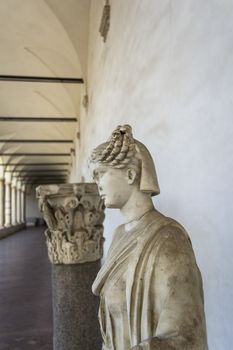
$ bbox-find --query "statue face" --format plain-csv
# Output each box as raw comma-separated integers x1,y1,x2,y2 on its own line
92,164,135,208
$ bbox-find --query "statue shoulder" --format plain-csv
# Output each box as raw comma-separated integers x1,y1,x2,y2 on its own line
135,213,195,264
154,221,197,268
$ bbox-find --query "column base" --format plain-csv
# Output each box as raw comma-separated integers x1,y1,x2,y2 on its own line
4,224,11,228
0,223,25,239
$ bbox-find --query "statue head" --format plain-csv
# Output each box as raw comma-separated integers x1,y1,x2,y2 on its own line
89,125,160,208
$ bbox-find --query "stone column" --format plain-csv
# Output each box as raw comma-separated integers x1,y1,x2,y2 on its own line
36,183,105,350
16,181,22,224
11,179,17,225
0,165,4,228
4,173,12,227
0,178,4,228
20,184,25,223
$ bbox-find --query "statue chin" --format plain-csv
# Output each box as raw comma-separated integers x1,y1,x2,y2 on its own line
104,200,119,209
100,195,121,209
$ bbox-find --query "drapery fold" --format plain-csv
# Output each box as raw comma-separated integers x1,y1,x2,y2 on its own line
93,210,208,350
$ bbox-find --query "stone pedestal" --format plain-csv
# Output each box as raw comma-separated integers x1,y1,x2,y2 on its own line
36,183,105,350
52,262,101,350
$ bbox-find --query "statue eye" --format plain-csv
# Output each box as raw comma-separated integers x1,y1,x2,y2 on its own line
93,170,101,181
92,171,98,181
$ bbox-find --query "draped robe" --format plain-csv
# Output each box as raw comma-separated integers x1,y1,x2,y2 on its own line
92,210,208,350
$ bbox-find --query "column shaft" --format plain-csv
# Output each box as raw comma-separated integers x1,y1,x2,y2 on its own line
0,179,4,228
11,186,17,225
4,182,11,227
52,262,102,350
16,188,21,224
20,190,25,223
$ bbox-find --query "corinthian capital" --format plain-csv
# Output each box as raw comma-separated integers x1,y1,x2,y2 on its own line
36,183,105,264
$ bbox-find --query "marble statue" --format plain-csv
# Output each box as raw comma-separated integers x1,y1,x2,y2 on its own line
89,125,208,350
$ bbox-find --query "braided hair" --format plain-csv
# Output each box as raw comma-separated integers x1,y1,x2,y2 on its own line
90,125,141,177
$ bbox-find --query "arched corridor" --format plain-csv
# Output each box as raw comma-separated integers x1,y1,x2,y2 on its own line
0,227,52,349
0,0,232,349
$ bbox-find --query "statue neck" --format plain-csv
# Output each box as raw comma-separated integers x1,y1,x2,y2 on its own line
120,189,154,231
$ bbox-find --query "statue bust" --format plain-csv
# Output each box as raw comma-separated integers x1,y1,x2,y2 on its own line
89,125,208,350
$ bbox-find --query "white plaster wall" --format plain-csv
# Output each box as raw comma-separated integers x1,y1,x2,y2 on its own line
73,1,233,348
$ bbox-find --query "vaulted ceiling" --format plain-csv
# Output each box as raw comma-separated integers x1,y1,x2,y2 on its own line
0,0,90,185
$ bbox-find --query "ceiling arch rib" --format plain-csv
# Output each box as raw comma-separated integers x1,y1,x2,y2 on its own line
44,0,91,81
0,0,90,183
0,0,90,185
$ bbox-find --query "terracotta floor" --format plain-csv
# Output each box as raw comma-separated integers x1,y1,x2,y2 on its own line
0,227,53,350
